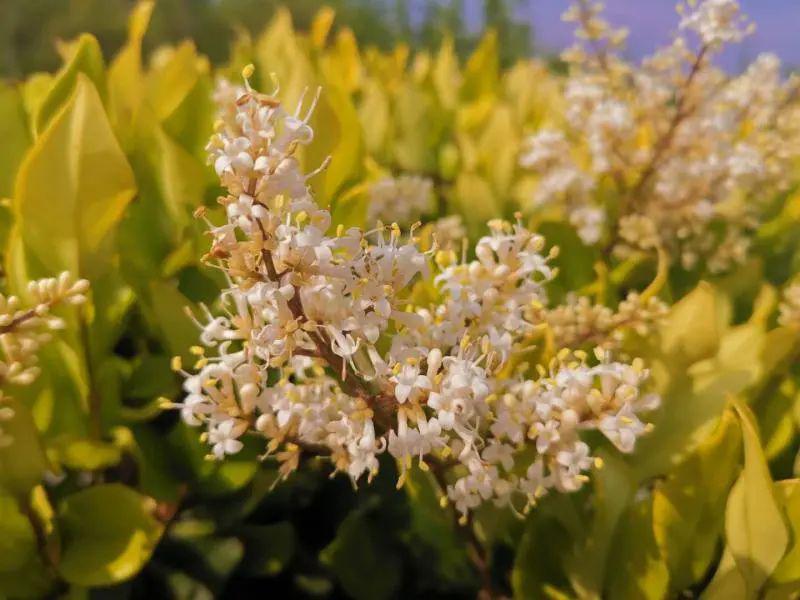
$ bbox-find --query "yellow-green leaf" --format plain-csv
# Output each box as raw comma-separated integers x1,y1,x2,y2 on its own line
605,498,669,600
0,398,47,499
564,452,635,598
768,479,800,586
652,409,741,593
0,488,54,598
14,75,136,280
0,84,32,199
58,484,164,586
108,0,155,141
145,41,205,124
433,36,461,110
310,6,336,49
725,400,789,595
461,31,498,101
34,34,106,136
703,546,748,600
661,282,726,364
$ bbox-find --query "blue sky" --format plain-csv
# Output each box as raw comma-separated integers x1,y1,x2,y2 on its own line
519,0,800,71
407,0,800,71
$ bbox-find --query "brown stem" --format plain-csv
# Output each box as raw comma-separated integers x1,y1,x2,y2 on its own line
0,308,37,335
19,497,59,576
623,44,709,211
258,244,397,432
0,290,75,337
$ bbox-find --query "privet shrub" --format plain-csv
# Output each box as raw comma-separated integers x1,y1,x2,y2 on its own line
0,1,799,598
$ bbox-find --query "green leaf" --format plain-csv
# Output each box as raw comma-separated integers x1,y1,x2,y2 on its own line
108,1,155,140
652,409,741,593
321,507,402,600
703,546,748,600
404,468,471,585
512,500,574,599
433,35,462,110
0,84,32,199
724,400,789,595
461,31,499,101
661,282,726,365
58,484,164,586
35,34,106,136
126,425,183,502
760,388,798,461
392,82,442,174
564,452,635,598
689,321,765,397
50,435,122,472
358,81,391,157
0,398,47,499
239,522,296,576
0,489,53,598
477,104,518,197
142,280,200,360
605,498,669,600
153,126,208,232
167,524,244,594
538,221,598,301
145,41,206,124
452,173,504,240
767,479,800,589
14,74,136,280
0,490,38,572
308,85,363,207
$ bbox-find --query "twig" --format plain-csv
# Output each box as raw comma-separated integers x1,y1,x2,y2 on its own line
19,497,59,576
623,44,709,211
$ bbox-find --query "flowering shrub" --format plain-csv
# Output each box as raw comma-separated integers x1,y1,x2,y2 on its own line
520,0,800,273
0,1,798,598
179,71,660,521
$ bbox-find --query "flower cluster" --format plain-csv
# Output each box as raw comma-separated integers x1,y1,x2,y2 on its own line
536,292,668,351
176,70,658,515
520,0,800,272
448,351,659,515
367,174,435,227
0,272,89,447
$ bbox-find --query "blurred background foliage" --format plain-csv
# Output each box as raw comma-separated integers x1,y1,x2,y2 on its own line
0,0,534,80
0,1,799,599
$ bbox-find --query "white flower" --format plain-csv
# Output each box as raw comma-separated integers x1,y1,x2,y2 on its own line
208,420,246,459
368,175,434,226
569,205,606,245
391,363,431,404
679,0,750,46
599,404,648,452
214,136,253,176
555,441,594,492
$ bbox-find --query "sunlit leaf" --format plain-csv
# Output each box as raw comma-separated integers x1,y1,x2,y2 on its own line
724,400,789,595
34,34,106,136
58,484,164,586
14,75,136,280
0,85,31,199
652,409,741,593
768,479,800,587
0,399,47,499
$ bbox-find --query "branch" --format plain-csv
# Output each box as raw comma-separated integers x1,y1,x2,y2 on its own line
623,44,709,210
